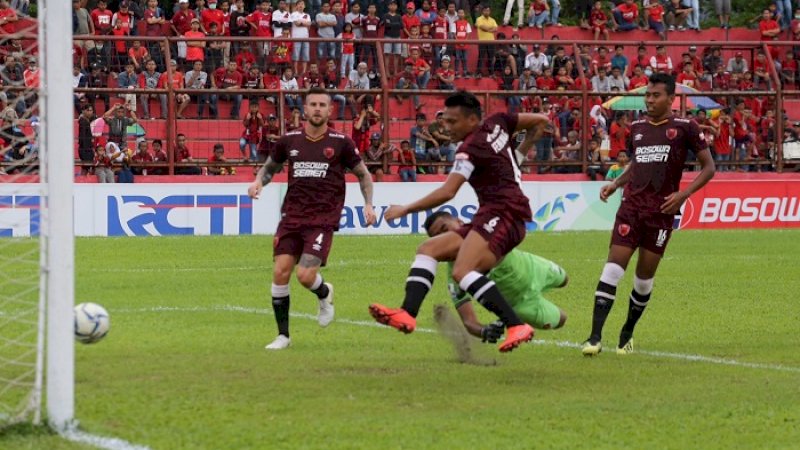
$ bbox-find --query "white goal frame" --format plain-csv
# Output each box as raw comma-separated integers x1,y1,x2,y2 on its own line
40,0,75,430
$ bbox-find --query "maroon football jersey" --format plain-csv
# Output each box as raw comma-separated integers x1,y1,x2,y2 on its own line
272,129,362,229
453,113,532,221
623,116,708,212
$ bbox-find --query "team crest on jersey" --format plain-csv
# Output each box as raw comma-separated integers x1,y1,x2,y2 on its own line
666,128,678,140
618,224,630,237
323,147,335,159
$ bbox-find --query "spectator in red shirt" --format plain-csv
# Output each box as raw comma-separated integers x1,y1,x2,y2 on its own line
760,9,781,41
258,115,280,161
0,0,18,35
127,40,148,72
158,59,191,118
174,133,202,175
89,0,113,61
240,102,264,161
612,0,638,31
352,98,381,155
131,137,154,176
752,50,772,89
536,67,557,90
172,0,197,64
434,55,455,90
589,1,609,41
212,60,243,118
649,45,673,74
628,64,648,89
401,1,421,61
185,18,206,69
142,0,167,68
608,113,630,159
201,0,225,33
710,108,732,170
646,0,666,39
676,61,699,88
247,0,273,66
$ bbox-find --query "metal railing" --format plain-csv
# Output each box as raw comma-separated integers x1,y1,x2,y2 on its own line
7,34,797,175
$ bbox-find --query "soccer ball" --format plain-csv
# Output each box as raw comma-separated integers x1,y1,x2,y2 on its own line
74,302,110,344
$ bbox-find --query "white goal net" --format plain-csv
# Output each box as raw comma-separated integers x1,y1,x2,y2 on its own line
0,17,45,425
1,1,75,429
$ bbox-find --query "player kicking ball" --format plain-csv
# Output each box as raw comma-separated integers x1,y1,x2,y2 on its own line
425,211,568,341
369,91,551,353
582,73,715,357
248,86,376,350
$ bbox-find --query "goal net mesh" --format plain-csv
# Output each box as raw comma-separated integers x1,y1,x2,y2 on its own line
0,20,45,426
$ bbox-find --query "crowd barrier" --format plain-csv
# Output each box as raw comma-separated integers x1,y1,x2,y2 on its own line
2,176,798,237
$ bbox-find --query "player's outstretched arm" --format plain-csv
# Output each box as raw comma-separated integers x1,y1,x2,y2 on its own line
661,149,716,214
351,162,376,225
248,156,284,200
515,113,552,136
384,172,467,220
456,303,504,342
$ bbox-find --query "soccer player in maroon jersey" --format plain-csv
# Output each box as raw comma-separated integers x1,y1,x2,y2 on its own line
369,91,551,353
582,73,716,357
247,86,376,350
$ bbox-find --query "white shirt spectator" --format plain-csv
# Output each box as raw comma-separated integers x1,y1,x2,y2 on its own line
348,68,369,90
608,74,629,91
315,11,337,38
290,11,311,39
184,69,208,89
726,57,748,74
272,8,291,37
524,51,549,75
280,76,299,91
106,141,125,163
591,74,612,93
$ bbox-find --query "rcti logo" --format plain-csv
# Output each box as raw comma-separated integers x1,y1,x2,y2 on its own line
107,195,253,236
0,195,40,237
526,193,580,231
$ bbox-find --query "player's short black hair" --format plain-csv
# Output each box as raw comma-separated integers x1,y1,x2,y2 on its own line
306,86,330,99
423,211,454,236
444,90,482,120
648,72,676,96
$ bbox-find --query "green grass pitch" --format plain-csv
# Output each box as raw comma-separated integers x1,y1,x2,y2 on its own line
2,229,800,450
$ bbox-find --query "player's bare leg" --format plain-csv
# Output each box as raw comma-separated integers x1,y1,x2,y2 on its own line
295,254,335,328
617,248,661,355
582,244,636,356
452,231,534,353
266,254,297,350
369,231,462,333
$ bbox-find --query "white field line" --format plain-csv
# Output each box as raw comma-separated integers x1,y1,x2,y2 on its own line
117,305,800,375
60,425,151,450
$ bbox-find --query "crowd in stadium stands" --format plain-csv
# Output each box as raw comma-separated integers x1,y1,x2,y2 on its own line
1,0,799,177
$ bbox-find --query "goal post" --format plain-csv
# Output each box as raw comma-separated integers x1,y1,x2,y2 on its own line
41,0,76,430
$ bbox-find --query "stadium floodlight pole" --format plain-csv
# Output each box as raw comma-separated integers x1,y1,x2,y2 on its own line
42,0,76,430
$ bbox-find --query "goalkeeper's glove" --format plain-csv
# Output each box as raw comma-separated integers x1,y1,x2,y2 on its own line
480,321,505,343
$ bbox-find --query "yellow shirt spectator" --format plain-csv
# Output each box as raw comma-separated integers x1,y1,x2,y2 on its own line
475,12,497,41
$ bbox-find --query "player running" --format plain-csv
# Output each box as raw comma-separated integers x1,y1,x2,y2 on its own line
369,91,551,353
582,73,715,356
248,86,376,350
424,211,568,341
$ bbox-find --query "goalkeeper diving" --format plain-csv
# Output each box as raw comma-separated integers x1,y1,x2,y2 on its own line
424,211,568,343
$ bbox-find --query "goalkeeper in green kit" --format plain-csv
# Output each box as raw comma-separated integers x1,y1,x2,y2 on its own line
424,211,568,343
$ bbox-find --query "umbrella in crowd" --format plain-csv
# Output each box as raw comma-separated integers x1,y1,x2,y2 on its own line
602,84,722,111
127,123,146,137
